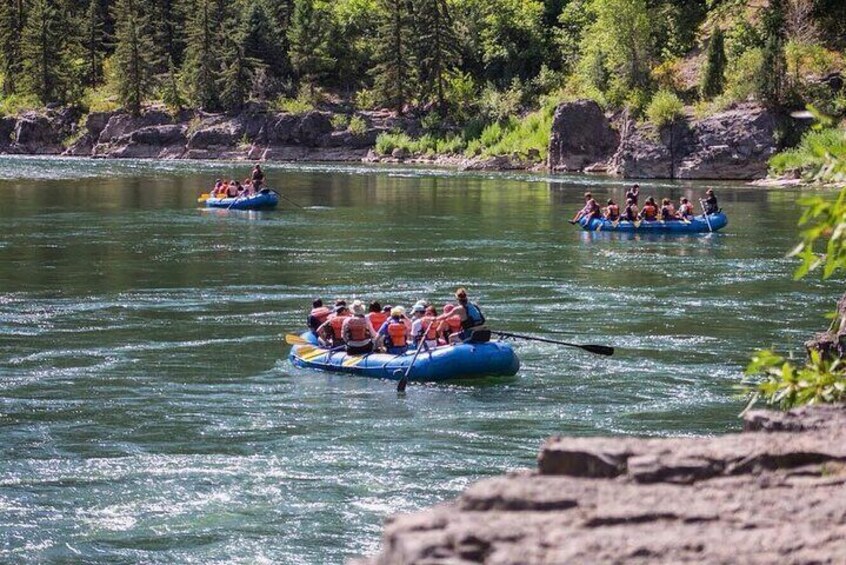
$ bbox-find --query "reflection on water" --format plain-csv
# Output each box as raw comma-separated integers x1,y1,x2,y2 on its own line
0,156,840,563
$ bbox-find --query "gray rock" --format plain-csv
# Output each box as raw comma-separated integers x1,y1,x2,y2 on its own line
548,100,619,172
266,114,301,145
391,147,410,159
296,111,333,146
85,111,116,139
358,405,846,564
0,117,15,148
12,113,64,153
97,110,172,144
187,120,243,149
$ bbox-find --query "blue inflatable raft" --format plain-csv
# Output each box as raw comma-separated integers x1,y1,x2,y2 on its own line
205,190,279,210
579,212,728,233
289,332,520,382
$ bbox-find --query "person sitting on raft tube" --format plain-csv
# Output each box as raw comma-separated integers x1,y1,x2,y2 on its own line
410,304,439,350
622,198,638,222
703,188,719,215
308,298,331,335
436,288,488,342
638,197,658,221
379,307,410,355
365,301,388,338
569,192,601,224
604,199,620,221
660,198,677,221
438,304,464,344
677,197,694,220
342,301,376,355
226,180,240,198
317,304,351,347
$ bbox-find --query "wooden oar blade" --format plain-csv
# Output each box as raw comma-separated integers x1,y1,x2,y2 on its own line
581,344,614,356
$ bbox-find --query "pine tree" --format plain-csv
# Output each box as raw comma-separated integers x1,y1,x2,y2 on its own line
414,0,458,112
0,0,25,96
757,0,786,107
20,0,70,104
161,55,185,112
288,0,333,98
83,0,107,87
218,30,254,111
112,0,157,115
372,0,414,113
182,0,221,111
242,1,287,83
146,0,187,72
699,27,726,100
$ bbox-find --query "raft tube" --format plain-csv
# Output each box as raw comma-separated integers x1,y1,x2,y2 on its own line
205,190,279,210
288,332,520,382
579,212,728,233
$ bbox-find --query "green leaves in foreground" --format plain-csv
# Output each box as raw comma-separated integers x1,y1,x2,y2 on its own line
742,349,846,412
744,185,846,411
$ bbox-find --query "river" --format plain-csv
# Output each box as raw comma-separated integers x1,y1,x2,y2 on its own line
0,156,839,563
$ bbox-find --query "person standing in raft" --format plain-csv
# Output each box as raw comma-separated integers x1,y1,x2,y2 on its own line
702,188,719,214
625,183,640,205
342,301,376,355
569,192,601,224
251,164,265,191
436,288,487,342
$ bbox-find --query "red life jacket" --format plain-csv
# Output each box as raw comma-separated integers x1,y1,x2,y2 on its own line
310,307,330,325
606,204,620,219
344,316,369,342
641,204,657,220
446,315,462,334
329,314,349,340
387,320,408,347
366,311,388,330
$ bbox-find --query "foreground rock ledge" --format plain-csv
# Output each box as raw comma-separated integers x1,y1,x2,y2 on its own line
356,405,846,564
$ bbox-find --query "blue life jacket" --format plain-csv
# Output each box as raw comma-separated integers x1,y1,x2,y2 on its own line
461,302,485,330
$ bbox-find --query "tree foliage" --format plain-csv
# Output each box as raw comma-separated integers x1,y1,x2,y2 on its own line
112,0,158,115
700,28,726,100
20,0,70,104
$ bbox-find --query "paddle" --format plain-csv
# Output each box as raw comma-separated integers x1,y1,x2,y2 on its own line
286,333,312,345
698,198,714,233
270,189,305,210
493,331,614,356
197,192,211,203
227,193,247,210
397,338,428,392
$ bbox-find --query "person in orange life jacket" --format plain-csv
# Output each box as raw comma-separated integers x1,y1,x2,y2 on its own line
570,192,601,224
622,198,638,221
413,305,441,349
342,301,376,355
225,180,239,197
436,288,486,341
212,179,224,196
638,197,658,221
677,197,694,219
379,307,410,354
308,298,331,334
437,303,464,344
316,305,351,346
660,198,677,221
604,199,620,221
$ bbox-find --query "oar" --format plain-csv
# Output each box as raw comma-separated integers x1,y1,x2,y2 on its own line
397,338,428,392
197,192,211,203
698,199,714,233
286,333,312,345
493,331,614,356
270,189,305,210
228,194,246,210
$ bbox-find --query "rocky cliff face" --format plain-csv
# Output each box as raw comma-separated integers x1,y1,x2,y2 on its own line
550,101,781,180
356,404,846,564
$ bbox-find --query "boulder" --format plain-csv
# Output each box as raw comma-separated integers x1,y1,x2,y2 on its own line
97,110,172,144
321,129,380,149
0,117,15,149
548,100,619,172
12,113,64,153
85,111,116,140
266,114,301,145
296,111,333,146
358,404,846,565
187,120,244,149
99,125,186,159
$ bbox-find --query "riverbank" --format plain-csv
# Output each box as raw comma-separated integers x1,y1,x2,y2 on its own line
0,99,799,181
355,403,846,564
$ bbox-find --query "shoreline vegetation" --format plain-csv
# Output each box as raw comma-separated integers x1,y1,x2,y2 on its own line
1,0,844,181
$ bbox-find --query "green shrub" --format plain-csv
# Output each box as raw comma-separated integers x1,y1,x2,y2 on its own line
742,349,846,411
348,115,367,135
354,88,377,111
769,127,846,183
375,132,415,155
646,90,685,128
330,113,350,131
272,94,314,115
725,48,763,103
0,93,41,117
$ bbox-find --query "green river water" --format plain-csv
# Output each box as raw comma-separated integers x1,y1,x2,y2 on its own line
0,156,840,563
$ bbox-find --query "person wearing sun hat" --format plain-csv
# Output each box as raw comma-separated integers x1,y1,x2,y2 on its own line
379,306,410,355
342,300,376,355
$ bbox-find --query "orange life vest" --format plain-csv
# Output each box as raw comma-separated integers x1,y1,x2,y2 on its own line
606,204,620,218
329,314,349,340
421,316,438,340
343,316,369,342
641,204,657,220
310,306,331,325
446,315,462,334
366,311,388,330
386,320,408,347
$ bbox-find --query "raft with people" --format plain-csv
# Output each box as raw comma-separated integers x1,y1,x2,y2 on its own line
205,189,279,210
579,211,728,233
288,331,520,382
